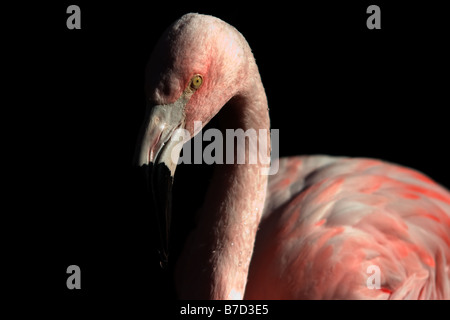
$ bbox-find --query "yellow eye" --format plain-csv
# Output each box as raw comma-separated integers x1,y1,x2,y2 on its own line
190,74,203,90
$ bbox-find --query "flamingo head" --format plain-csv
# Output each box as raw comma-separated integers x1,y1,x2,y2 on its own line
134,13,252,265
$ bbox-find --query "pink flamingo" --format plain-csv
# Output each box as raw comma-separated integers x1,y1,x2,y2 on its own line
135,13,450,299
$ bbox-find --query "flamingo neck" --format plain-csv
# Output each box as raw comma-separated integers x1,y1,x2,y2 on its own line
176,67,270,299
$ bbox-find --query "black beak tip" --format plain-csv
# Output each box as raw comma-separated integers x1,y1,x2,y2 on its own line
145,161,173,269
158,251,169,269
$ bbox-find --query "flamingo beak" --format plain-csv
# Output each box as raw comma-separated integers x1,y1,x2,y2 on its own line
134,100,186,267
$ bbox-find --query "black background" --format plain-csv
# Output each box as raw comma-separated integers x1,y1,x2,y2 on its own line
10,0,449,314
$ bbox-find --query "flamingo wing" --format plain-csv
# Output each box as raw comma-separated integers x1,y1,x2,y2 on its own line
245,156,450,299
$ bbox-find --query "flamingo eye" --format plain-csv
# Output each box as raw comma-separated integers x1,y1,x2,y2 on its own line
190,74,203,90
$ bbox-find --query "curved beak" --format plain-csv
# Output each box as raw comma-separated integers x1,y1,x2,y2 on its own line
134,99,186,267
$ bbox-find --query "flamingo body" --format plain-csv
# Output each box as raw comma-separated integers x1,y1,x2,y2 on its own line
246,156,450,299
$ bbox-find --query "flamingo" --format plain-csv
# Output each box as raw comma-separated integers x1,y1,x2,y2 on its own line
134,13,450,299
